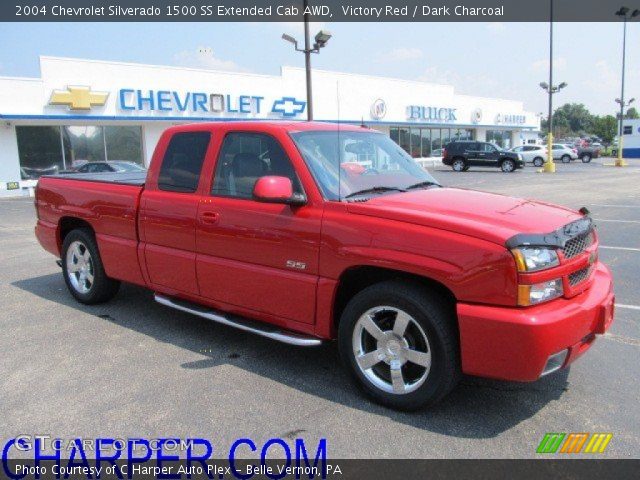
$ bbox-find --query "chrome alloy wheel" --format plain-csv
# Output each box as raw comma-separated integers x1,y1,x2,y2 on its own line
452,159,465,171
66,240,94,294
352,306,431,395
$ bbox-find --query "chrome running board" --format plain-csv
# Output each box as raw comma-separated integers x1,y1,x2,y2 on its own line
154,294,323,347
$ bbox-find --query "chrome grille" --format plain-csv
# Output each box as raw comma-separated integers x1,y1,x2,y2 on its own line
563,230,594,259
569,266,592,287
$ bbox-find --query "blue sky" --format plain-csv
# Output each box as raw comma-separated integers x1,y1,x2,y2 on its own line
1,21,638,115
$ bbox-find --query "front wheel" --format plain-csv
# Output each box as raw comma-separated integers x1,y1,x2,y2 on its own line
62,228,120,304
533,157,544,167
338,281,460,410
500,159,516,172
561,154,571,163
581,154,592,163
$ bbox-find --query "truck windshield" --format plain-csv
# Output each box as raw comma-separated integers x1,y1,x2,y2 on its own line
290,130,439,200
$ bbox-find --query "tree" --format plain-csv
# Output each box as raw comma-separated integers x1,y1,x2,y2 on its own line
626,107,639,119
591,115,618,145
552,103,594,134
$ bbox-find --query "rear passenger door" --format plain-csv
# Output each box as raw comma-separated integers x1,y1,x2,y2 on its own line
140,131,212,295
464,143,482,165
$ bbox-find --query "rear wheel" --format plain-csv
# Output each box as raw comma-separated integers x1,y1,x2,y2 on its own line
561,154,571,163
338,281,460,410
452,159,466,172
581,153,592,163
62,229,120,304
500,159,516,172
533,157,544,167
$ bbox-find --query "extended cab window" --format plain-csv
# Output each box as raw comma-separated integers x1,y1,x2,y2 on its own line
212,132,302,199
158,132,210,193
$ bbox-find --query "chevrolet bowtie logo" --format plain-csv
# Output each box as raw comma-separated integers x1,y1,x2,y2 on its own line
49,86,109,110
272,97,306,117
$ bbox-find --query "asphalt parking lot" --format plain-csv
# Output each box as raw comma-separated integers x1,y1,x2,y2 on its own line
1,158,638,459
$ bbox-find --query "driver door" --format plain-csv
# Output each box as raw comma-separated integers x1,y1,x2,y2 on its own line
195,130,322,325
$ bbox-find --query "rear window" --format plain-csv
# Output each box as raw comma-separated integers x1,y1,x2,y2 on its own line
158,132,210,192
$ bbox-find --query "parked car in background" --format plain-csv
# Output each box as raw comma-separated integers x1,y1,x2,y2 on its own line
442,141,524,172
552,144,579,163
574,144,601,163
510,145,547,167
65,161,146,174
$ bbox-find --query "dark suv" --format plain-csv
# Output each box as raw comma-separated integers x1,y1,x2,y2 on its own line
442,141,524,172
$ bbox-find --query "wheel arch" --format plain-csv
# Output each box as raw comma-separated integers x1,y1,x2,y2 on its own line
331,265,457,335
58,217,95,251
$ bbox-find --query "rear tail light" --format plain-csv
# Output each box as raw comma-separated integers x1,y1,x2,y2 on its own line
442,148,447,158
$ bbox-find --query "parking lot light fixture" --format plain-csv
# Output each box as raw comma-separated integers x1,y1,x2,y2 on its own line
613,5,638,167
281,0,332,121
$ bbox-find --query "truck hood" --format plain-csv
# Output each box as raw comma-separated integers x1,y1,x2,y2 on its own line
346,187,582,246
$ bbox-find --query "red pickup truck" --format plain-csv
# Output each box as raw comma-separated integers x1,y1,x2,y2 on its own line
35,122,615,410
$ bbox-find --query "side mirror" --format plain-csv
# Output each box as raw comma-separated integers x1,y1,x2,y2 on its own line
253,176,306,206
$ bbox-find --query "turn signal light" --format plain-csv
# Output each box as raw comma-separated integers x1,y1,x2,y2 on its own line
518,279,564,306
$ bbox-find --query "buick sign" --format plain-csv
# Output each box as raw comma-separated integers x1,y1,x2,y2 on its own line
370,99,387,119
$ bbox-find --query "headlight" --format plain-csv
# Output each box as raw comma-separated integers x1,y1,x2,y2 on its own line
512,247,560,272
518,278,564,306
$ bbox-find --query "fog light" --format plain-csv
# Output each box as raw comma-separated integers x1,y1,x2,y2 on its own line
541,349,568,376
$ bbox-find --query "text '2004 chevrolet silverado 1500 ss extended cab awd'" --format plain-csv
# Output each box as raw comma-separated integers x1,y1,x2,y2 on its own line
35,122,615,410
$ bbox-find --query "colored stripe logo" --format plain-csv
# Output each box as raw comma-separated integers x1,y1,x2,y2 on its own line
537,433,612,454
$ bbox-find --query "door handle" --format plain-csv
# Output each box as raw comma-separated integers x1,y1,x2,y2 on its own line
200,211,220,225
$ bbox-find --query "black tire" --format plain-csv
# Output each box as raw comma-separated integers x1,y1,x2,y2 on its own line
561,154,571,163
451,158,466,172
581,153,592,163
61,228,120,304
533,157,544,167
500,159,516,172
338,280,460,411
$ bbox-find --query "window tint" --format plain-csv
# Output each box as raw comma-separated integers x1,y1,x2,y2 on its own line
212,132,302,199
480,143,497,153
158,132,210,193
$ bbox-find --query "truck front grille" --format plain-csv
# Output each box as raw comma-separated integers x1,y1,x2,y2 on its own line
569,265,592,287
563,231,594,259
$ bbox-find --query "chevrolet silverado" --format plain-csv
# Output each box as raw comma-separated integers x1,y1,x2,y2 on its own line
34,122,615,410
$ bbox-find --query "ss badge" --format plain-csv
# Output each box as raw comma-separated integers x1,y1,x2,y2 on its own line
286,260,307,270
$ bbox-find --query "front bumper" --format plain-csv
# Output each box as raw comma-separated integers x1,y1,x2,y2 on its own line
457,262,614,382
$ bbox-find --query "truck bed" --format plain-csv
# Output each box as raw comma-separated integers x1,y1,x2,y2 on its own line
35,173,146,287
44,171,147,186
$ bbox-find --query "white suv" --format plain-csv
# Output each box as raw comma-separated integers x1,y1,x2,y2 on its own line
552,144,579,163
510,145,547,167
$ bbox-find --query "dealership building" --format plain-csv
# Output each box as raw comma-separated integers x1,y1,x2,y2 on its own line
0,56,541,196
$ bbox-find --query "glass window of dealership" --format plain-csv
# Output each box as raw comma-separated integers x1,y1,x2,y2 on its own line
389,126,517,158
16,125,143,179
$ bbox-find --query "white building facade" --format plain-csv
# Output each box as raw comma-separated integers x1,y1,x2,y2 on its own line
0,56,540,196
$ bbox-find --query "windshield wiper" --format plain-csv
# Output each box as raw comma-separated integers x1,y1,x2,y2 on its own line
344,186,406,199
405,181,440,190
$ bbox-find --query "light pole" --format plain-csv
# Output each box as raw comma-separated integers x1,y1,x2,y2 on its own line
282,0,331,121
538,0,567,173
614,7,639,167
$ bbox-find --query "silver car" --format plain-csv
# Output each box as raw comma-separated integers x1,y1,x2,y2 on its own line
510,145,547,167
552,144,579,163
